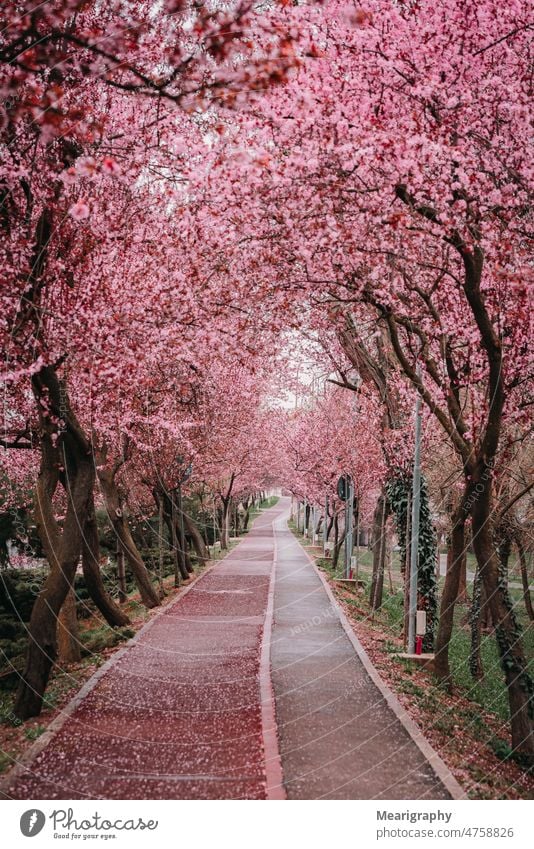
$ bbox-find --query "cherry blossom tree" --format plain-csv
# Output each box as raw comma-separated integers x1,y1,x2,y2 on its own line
184,0,533,757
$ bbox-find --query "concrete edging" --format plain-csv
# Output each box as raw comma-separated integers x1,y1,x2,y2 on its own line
294,527,467,801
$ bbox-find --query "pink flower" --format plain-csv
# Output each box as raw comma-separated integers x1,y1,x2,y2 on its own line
102,156,121,175
69,200,90,221
75,156,97,177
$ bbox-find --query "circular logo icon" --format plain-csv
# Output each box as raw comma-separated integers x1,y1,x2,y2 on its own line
20,809,46,837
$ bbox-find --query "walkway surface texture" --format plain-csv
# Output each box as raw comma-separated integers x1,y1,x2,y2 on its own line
4,498,455,800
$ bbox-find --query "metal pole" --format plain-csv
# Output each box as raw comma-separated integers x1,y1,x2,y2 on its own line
344,476,354,578
408,379,423,654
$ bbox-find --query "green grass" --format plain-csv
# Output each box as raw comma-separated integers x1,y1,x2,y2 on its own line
446,600,533,722
80,623,135,656
260,496,279,508
299,524,533,726
24,724,46,741
371,581,533,724
0,750,14,774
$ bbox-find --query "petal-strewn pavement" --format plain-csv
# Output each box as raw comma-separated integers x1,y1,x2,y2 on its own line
4,498,459,799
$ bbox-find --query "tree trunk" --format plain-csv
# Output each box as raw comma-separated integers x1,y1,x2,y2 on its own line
98,466,160,608
15,366,95,719
243,495,252,531
221,497,230,550
457,554,468,603
157,496,165,597
471,481,533,760
176,487,193,575
469,567,484,680
183,511,209,565
515,534,534,621
326,513,334,542
434,501,467,682
81,499,130,626
116,544,127,603
171,496,180,587
332,515,345,571
167,494,189,585
57,588,81,664
370,492,389,610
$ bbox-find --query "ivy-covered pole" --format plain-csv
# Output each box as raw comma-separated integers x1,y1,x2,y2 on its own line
408,388,423,653
386,474,438,652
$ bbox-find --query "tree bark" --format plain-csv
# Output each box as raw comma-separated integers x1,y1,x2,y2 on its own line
515,534,534,622
326,512,334,542
434,501,467,682
157,496,165,597
469,567,484,681
332,515,345,571
167,494,189,584
183,510,209,565
81,498,130,626
471,476,533,760
116,544,127,603
57,588,81,664
220,497,230,550
242,495,253,531
15,366,94,719
98,465,160,608
370,492,389,610
457,554,468,603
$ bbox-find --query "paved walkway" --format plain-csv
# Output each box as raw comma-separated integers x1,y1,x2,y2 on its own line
271,504,452,799
4,508,282,800
4,498,458,800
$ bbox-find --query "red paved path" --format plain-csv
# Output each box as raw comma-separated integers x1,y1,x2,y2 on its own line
4,498,459,800
4,505,285,800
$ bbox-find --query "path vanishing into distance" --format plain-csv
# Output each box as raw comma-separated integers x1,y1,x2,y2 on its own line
3,498,462,800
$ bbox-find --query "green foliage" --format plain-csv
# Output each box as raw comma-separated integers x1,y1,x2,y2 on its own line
0,563,147,688
380,589,405,631
80,624,134,655
260,496,279,508
386,472,438,651
488,736,514,762
0,750,14,773
447,597,534,722
397,679,425,698
24,724,46,741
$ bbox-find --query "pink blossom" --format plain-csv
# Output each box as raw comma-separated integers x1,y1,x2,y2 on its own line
69,200,90,221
